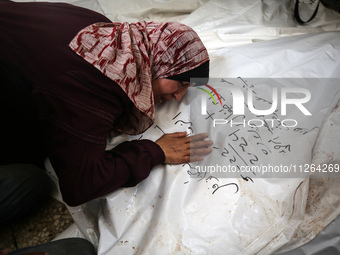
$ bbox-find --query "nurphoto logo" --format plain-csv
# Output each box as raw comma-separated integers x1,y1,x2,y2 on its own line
199,85,311,116
196,81,311,128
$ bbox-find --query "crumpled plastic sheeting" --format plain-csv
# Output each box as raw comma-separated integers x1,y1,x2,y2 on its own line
52,89,340,254
207,31,340,79
276,96,340,254
97,0,209,23
94,76,340,254
182,0,340,50
277,215,340,255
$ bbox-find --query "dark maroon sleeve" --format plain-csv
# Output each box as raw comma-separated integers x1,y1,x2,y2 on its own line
48,125,165,206
70,140,165,206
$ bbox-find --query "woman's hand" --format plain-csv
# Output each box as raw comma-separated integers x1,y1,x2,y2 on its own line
155,132,213,164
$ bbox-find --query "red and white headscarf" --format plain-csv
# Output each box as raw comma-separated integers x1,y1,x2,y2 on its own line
69,21,209,134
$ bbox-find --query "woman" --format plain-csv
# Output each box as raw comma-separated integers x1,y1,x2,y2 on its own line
0,0,211,218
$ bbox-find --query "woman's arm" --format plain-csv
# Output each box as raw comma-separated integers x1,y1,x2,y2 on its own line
48,128,165,206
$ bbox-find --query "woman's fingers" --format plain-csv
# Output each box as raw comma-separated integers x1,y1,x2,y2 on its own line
190,139,213,149
189,133,210,142
155,132,213,164
190,147,213,156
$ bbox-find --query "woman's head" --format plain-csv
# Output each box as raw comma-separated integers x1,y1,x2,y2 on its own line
70,21,209,134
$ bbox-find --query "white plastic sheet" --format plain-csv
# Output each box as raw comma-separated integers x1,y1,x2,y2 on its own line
94,77,340,254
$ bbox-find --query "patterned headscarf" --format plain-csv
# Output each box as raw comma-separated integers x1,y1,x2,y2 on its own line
69,21,209,134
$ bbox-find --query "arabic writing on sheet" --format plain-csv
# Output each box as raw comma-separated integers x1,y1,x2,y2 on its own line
152,77,319,195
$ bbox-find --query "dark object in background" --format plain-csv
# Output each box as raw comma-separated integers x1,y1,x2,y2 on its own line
294,0,340,24
322,0,340,12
